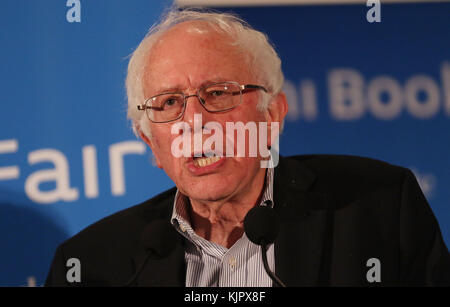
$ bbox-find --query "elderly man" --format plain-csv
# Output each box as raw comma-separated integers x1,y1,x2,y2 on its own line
45,8,450,287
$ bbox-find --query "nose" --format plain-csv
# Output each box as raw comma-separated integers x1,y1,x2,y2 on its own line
182,94,212,132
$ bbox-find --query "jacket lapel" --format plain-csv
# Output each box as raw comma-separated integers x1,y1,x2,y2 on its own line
132,237,185,286
274,156,333,286
130,193,186,287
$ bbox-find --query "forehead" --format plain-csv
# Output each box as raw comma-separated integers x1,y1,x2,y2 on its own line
142,21,253,94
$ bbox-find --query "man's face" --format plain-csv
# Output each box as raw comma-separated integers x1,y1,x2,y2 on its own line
140,22,287,204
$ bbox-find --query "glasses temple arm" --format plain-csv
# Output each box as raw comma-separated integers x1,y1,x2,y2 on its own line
137,105,164,111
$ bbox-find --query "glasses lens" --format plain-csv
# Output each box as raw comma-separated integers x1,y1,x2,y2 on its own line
146,93,185,123
200,83,241,112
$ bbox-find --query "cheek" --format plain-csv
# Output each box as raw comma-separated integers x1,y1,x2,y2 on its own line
154,135,175,158
152,127,188,165
236,99,267,121
149,127,175,159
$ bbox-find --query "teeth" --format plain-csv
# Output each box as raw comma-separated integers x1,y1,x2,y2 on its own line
193,156,221,168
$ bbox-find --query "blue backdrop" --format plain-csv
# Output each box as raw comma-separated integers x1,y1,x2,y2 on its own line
0,0,448,286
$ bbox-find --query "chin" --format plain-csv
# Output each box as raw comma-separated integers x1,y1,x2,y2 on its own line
184,185,234,203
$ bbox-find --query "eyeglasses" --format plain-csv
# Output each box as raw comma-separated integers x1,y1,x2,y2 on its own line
137,81,268,123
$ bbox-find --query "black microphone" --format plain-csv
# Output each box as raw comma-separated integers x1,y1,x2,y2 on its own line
125,219,179,286
244,203,287,287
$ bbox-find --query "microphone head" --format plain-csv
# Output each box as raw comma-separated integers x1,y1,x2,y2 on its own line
140,219,179,258
244,205,280,246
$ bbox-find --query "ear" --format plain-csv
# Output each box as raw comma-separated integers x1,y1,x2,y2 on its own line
138,128,163,169
265,92,288,147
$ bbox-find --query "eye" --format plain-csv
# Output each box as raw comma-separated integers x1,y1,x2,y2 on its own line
165,99,177,106
210,90,225,97
162,97,181,109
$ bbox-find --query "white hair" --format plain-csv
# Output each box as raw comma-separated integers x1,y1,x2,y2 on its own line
126,7,285,138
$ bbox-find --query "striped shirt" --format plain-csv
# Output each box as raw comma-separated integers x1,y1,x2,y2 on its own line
170,167,275,287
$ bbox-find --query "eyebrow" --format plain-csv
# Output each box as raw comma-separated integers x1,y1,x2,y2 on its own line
150,78,232,95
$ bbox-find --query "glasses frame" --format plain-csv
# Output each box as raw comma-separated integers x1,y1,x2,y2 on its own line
137,81,268,123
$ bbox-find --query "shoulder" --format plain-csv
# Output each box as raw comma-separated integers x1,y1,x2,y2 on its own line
57,187,177,257
288,154,408,180
281,154,413,207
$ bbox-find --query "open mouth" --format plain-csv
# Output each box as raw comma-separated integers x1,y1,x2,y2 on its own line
193,156,222,168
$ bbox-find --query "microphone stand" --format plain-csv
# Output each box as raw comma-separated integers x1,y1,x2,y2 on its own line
261,241,286,287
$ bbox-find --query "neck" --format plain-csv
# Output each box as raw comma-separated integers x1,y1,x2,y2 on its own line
188,168,267,248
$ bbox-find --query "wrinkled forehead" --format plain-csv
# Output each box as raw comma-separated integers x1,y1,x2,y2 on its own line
142,20,253,93
148,20,243,66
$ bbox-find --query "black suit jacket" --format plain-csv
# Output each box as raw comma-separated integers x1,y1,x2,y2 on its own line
45,155,450,286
